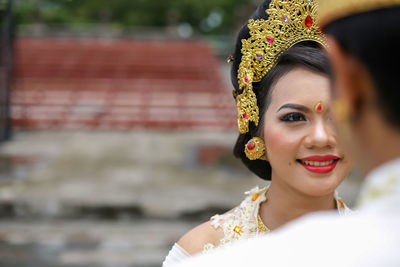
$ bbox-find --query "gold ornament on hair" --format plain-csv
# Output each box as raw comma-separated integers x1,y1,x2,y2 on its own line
236,0,326,134
245,137,267,161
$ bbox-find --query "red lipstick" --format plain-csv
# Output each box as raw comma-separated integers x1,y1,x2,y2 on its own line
297,155,340,174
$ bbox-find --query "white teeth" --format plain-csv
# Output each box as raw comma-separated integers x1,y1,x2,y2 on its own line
300,160,335,166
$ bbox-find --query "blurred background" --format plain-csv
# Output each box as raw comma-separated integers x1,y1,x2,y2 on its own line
0,0,362,266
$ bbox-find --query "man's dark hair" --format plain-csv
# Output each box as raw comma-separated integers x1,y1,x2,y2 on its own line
324,7,400,129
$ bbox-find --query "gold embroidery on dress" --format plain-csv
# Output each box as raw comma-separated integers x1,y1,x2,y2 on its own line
203,186,351,253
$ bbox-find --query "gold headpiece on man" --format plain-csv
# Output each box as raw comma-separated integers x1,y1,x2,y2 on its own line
236,0,326,134
318,0,400,27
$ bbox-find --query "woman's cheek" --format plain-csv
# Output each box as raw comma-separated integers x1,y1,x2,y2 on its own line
266,126,299,150
265,128,298,163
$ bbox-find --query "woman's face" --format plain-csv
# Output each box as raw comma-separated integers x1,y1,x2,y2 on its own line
263,67,353,197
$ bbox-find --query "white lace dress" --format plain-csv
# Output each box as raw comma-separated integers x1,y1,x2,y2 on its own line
162,186,351,267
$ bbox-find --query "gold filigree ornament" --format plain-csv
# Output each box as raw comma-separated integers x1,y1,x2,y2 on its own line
257,213,270,232
237,0,326,134
245,137,267,161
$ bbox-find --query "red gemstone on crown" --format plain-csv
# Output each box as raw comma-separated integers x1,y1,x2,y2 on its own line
305,15,313,27
244,112,248,119
266,36,274,43
244,75,248,83
247,141,256,151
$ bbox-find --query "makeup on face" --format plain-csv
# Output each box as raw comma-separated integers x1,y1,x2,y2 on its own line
277,103,310,123
314,101,324,113
263,68,353,197
297,155,341,174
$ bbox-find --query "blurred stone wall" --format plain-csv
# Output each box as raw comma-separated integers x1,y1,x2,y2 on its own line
0,131,362,266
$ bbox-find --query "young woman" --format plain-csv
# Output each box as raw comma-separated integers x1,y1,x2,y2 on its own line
163,0,354,265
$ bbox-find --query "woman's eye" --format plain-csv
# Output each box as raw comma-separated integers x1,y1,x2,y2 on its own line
280,112,306,122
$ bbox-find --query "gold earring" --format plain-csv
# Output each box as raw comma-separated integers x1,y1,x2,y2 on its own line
245,137,267,161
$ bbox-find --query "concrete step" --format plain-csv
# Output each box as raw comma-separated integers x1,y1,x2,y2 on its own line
0,219,198,267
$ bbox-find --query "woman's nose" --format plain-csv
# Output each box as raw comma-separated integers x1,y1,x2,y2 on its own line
304,120,336,149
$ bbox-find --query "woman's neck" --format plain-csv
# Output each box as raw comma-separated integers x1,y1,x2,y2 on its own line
259,180,336,230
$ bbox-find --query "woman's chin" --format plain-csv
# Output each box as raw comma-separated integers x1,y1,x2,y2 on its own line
298,175,342,197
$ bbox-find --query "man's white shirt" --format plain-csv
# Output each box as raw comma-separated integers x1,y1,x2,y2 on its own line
176,158,400,267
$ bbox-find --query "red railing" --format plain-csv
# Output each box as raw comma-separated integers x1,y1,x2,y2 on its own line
11,38,236,130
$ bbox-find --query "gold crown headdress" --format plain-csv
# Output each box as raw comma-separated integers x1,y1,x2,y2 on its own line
236,0,326,134
318,0,400,27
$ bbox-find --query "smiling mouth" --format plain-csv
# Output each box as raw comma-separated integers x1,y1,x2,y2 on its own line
298,159,337,166
296,157,340,174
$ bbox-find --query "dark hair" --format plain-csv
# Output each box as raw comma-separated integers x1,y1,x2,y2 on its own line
231,1,331,180
324,7,400,129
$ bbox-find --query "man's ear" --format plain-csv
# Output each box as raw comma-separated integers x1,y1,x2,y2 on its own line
326,36,372,118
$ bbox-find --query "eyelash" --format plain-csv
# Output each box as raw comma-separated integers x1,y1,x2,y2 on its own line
279,112,307,122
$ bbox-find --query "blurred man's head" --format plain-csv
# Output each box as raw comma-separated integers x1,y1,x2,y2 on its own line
319,2,400,174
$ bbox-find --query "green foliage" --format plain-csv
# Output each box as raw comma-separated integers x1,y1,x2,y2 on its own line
13,0,248,35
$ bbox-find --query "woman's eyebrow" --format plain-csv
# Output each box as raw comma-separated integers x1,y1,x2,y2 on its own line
277,103,310,113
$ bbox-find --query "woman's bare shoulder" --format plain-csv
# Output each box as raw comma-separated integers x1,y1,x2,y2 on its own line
177,207,237,255
177,220,223,255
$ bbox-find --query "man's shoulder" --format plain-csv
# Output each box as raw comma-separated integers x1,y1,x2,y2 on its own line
178,211,400,267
